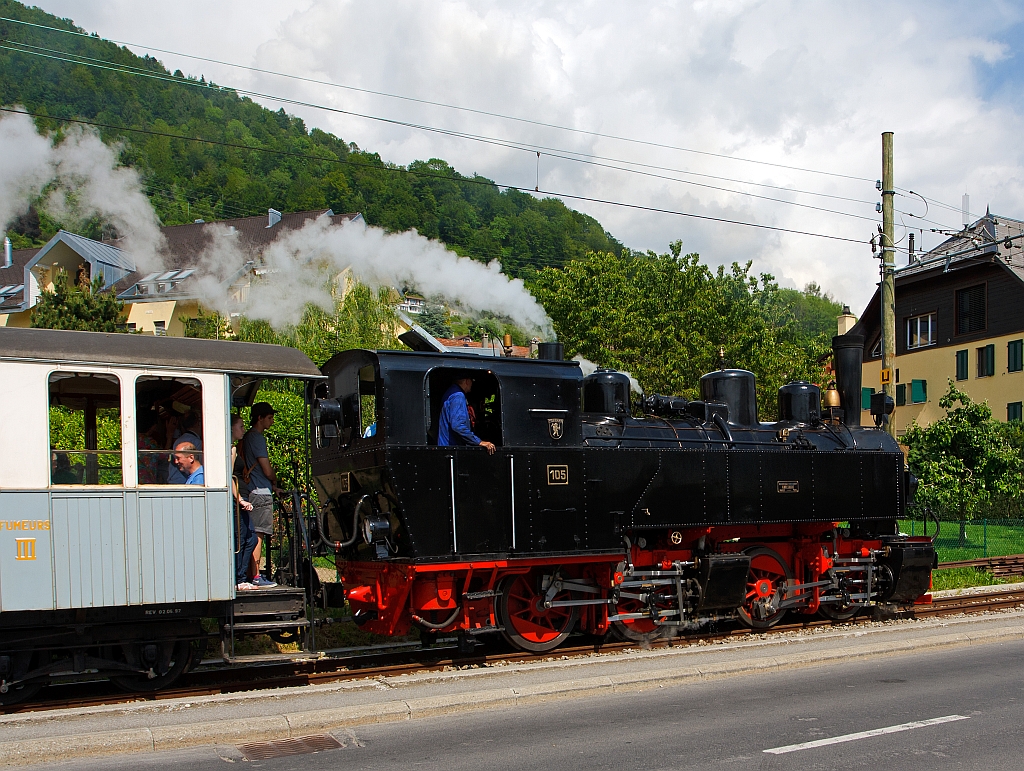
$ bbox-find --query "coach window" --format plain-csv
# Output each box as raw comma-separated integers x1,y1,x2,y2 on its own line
48,372,122,486
135,376,203,485
426,368,502,447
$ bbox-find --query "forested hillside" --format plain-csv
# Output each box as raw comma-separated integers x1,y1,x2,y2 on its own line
0,0,622,274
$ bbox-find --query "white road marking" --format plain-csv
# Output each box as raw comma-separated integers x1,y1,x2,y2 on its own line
763,714,971,754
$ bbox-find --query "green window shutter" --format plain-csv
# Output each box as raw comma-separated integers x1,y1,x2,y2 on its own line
895,384,906,406
1009,402,1023,422
1008,340,1023,373
861,387,873,410
911,379,927,404
956,349,969,381
986,344,995,377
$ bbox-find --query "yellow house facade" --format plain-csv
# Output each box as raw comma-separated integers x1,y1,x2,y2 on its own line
851,211,1024,435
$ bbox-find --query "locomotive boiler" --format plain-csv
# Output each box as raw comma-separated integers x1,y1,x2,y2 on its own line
311,334,935,651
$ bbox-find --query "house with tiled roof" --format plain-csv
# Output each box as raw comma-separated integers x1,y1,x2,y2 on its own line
851,210,1024,433
0,209,361,335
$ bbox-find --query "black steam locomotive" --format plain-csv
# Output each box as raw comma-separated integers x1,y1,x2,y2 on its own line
311,334,934,652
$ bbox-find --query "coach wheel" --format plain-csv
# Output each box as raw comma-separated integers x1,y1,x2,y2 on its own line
737,547,793,629
110,639,194,692
610,594,671,644
0,653,43,707
497,574,579,653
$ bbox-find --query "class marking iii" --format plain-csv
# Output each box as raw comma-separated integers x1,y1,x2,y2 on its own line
547,464,569,485
338,472,351,494
763,714,970,755
15,538,36,560
777,481,800,493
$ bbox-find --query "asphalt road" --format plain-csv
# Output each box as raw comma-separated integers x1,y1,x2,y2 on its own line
35,639,1024,771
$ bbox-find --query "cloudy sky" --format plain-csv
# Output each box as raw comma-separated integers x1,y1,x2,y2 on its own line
36,1,1024,311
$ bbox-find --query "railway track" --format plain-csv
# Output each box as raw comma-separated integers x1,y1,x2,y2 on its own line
5,586,1022,716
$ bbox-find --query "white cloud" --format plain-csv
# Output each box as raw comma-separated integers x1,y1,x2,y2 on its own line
34,1,1024,311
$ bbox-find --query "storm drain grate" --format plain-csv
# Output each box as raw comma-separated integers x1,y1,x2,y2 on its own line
238,734,343,760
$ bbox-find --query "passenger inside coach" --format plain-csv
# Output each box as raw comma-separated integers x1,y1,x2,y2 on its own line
135,377,203,485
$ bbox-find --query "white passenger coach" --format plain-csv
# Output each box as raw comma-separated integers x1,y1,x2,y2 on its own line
0,327,322,704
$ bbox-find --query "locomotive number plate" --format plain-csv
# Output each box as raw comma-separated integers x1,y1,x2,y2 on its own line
777,480,799,493
547,465,569,485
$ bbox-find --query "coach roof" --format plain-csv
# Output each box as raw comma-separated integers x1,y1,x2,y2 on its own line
0,327,323,379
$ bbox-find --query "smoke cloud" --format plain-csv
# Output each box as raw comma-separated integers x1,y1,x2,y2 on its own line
0,108,551,336
0,110,53,235
0,109,165,268
196,215,554,337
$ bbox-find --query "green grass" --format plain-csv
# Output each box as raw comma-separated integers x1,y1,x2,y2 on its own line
900,519,1024,563
930,567,1014,591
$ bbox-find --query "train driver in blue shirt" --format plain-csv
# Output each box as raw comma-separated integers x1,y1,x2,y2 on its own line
438,377,496,454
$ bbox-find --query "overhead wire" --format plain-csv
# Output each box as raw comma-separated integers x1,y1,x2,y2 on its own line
0,39,884,225
0,106,868,246
0,14,876,184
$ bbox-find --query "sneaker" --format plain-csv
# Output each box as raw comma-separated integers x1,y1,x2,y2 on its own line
236,581,257,591
252,575,277,588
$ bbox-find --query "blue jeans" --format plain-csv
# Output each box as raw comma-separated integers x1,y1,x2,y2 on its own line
235,507,258,584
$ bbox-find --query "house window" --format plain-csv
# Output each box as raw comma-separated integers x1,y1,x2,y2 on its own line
895,384,906,406
956,349,969,381
154,320,167,336
861,387,874,411
870,338,881,358
977,344,995,378
906,313,936,349
911,379,927,404
956,284,986,334
1010,402,1023,422
1009,340,1023,373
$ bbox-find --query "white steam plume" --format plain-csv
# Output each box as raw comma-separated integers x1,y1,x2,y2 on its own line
46,128,165,270
215,216,554,337
0,109,165,268
0,110,54,233
573,354,642,393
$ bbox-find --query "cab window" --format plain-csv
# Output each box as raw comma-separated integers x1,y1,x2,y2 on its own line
426,368,502,447
49,372,122,486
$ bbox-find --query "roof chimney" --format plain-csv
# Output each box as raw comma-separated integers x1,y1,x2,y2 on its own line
3,236,11,269
267,208,282,228
837,305,856,335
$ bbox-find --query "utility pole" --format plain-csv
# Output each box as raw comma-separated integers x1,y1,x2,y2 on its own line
880,132,896,438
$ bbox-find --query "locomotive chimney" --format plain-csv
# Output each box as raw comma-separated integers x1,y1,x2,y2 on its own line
831,334,864,427
537,341,564,361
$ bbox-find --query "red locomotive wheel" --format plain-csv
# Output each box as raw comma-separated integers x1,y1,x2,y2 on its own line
736,547,793,629
610,595,671,643
497,574,579,652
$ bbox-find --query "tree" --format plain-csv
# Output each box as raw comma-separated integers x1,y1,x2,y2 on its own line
417,304,452,339
902,381,1023,542
30,269,125,331
529,243,831,416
